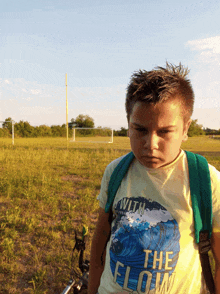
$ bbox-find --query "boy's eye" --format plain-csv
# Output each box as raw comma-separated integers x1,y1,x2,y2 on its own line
135,128,146,132
133,127,172,135
159,130,171,134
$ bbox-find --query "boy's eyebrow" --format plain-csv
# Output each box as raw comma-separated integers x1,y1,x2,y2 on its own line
130,122,176,129
130,122,146,128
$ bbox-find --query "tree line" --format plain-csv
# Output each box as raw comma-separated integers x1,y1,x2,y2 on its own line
0,116,219,138
0,115,111,138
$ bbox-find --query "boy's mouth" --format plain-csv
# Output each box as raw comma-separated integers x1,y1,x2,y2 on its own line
142,154,158,158
142,155,159,160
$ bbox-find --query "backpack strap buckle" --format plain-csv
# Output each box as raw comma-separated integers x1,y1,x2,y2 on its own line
199,231,211,254
199,231,215,294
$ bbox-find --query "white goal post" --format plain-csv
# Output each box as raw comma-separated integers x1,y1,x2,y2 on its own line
0,120,15,145
70,127,113,143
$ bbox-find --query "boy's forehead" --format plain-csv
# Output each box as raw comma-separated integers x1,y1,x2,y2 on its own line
130,99,185,126
131,98,184,118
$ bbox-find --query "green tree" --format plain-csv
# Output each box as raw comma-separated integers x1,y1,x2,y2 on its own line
37,125,52,137
68,118,77,130
114,127,128,137
188,119,205,137
2,117,13,134
204,128,219,136
71,115,95,136
51,125,66,137
74,114,95,128
14,121,35,137
0,128,10,137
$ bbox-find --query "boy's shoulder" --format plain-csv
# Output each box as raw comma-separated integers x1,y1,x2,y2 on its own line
208,162,220,186
105,153,130,172
102,152,137,182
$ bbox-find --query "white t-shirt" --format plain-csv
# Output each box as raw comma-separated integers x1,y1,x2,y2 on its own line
97,150,220,294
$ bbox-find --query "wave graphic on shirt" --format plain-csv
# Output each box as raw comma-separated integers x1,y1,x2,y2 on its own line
109,197,180,293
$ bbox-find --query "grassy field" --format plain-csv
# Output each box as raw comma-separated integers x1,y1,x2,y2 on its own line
0,136,219,293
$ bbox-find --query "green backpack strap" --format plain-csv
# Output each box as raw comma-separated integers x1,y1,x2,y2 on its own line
105,151,135,213
185,151,215,294
185,150,212,243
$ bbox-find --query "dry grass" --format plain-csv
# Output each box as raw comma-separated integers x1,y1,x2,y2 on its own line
0,136,219,293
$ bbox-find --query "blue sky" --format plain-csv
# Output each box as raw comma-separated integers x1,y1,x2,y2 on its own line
1,0,220,130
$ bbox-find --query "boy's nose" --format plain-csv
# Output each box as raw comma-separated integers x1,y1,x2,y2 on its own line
143,133,159,150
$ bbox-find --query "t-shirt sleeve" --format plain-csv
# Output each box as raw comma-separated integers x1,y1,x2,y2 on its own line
97,165,110,209
209,164,220,233
97,154,128,209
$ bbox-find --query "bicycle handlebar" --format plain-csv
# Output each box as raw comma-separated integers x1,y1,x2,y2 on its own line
75,271,89,291
61,226,89,294
61,278,76,294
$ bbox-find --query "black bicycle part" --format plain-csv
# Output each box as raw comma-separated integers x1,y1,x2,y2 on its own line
61,229,90,294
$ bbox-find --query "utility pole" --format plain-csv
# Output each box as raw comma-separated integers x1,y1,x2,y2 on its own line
66,73,68,148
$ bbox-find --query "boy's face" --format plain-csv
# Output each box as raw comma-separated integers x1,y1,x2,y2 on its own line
128,98,191,169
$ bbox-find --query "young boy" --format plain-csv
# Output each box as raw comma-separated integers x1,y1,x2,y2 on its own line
88,63,220,294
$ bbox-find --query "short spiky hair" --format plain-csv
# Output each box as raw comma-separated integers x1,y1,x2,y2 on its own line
125,62,194,122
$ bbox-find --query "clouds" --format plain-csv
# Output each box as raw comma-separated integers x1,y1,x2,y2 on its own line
186,36,220,55
4,79,11,85
2,78,63,100
185,35,220,128
30,89,41,95
186,35,220,68
0,78,64,125
20,106,55,115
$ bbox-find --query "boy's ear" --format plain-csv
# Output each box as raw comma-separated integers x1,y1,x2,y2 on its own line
186,119,192,131
127,129,130,137
182,119,192,142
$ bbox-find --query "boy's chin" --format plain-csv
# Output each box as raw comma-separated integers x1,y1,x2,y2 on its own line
137,156,177,169
138,157,164,169
136,150,181,169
